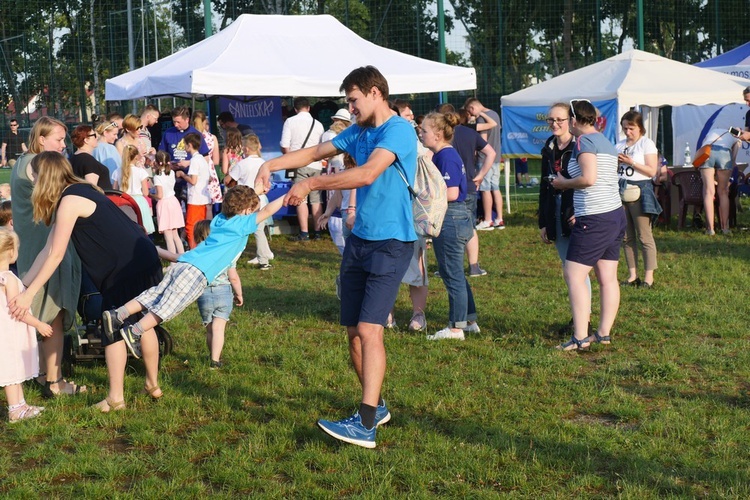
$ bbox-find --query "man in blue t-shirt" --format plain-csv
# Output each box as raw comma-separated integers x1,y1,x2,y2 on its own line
158,106,210,200
257,66,416,449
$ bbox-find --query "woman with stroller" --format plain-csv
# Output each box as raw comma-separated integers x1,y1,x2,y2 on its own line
9,151,167,412
10,117,85,398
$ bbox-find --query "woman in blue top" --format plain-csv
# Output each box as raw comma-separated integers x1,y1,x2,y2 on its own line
550,100,626,351
419,111,479,341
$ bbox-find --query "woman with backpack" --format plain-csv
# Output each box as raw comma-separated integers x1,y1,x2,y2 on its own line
418,110,479,341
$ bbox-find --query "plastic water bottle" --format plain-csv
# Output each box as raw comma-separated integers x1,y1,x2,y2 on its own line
684,142,692,167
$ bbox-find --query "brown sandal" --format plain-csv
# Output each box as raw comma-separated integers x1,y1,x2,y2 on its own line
42,377,87,398
143,385,163,400
93,398,126,413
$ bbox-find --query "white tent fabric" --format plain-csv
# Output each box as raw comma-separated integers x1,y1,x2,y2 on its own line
105,14,476,100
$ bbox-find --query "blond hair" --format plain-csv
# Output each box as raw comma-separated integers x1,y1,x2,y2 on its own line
31,151,94,225
242,134,261,155
120,144,140,191
0,228,19,262
28,117,68,155
192,110,208,133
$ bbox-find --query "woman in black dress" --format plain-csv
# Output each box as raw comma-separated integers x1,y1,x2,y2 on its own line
10,151,167,412
69,124,113,190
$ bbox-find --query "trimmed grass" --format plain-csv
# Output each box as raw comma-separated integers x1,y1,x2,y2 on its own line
2,188,750,497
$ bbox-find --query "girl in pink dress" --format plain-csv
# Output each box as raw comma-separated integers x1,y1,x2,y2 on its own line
0,229,51,422
152,151,185,255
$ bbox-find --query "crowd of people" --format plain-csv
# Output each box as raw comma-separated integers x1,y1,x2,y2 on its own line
1,70,748,452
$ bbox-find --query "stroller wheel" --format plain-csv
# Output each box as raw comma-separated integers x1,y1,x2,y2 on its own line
156,326,173,358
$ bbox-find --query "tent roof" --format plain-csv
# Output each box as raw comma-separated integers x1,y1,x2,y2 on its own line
501,49,750,108
695,41,750,68
105,14,476,100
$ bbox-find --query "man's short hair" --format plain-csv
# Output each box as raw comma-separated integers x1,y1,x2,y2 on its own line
437,103,455,114
171,106,190,120
9,119,18,125
183,132,202,150
463,97,480,109
744,86,750,96
293,97,310,111
340,66,389,101
141,104,159,117
222,185,259,218
217,111,235,124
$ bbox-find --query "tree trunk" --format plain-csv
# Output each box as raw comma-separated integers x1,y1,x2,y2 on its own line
90,0,100,116
563,0,574,71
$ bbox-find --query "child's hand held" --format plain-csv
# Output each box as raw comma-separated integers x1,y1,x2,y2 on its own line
38,323,53,337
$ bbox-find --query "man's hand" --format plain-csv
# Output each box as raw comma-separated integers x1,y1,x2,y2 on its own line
283,181,311,206
255,164,272,194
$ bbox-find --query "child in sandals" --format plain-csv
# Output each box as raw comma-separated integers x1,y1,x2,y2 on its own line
0,229,51,422
102,186,283,359
193,220,244,369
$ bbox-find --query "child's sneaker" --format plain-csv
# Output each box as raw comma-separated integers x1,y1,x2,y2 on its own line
427,327,465,340
258,263,272,271
493,219,506,230
476,220,494,231
209,360,224,370
317,412,376,448
101,309,122,342
120,325,142,359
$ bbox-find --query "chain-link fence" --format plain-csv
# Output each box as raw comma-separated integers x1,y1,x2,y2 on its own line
0,0,747,129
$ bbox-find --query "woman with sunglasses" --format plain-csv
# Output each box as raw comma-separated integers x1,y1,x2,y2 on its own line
93,120,121,178
616,111,660,288
550,100,625,351
539,103,591,335
69,125,113,190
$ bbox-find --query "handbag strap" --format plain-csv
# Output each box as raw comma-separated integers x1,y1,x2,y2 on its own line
300,116,316,149
706,131,729,147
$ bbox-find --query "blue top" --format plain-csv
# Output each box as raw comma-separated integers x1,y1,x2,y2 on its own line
331,115,417,242
158,126,210,163
567,132,621,217
178,213,258,283
93,142,121,178
433,146,467,203
452,125,487,194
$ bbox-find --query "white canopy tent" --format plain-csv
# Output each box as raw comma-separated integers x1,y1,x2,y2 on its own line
105,14,476,100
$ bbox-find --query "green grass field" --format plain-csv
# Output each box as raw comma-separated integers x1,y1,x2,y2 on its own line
2,166,750,497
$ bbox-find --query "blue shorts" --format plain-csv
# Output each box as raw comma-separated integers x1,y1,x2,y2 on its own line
464,192,478,222
566,208,626,267
339,234,413,327
700,146,733,171
197,284,234,325
479,163,501,191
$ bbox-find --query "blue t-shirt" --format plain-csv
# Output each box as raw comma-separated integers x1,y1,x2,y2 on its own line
158,126,210,163
452,125,487,194
567,132,621,217
433,146,467,203
331,116,417,242
178,213,258,283
93,142,121,178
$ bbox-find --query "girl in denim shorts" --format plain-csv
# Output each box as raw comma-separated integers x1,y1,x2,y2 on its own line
193,220,243,369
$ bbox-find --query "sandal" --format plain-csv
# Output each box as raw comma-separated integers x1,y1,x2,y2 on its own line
42,377,88,399
93,398,126,413
408,312,426,332
8,402,44,423
619,278,641,287
592,331,611,345
143,385,163,400
556,335,593,351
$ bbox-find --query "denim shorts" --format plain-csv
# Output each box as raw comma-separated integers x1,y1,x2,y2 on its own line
479,163,501,191
197,284,234,325
340,234,414,327
700,146,733,171
464,191,478,222
566,207,627,267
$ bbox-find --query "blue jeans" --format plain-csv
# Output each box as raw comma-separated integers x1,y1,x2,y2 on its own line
432,203,477,328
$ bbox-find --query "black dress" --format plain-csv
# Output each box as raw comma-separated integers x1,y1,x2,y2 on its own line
70,152,113,190
59,183,162,314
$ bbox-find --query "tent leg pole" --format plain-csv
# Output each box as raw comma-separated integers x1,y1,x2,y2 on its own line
505,158,511,214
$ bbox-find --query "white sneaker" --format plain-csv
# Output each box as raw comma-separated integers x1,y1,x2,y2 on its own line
247,253,275,265
476,220,494,231
427,327,465,340
463,322,481,333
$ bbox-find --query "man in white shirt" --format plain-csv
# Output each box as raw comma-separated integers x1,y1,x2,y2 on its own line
280,97,324,240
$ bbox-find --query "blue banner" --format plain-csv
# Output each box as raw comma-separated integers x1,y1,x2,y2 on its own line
501,99,618,159
218,96,283,158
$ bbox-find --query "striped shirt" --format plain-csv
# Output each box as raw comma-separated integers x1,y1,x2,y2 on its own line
567,132,621,217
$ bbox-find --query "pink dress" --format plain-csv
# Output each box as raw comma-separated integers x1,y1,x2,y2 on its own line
0,271,39,387
153,171,185,232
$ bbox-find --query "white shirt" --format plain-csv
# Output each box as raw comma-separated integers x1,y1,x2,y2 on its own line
280,111,324,170
187,154,211,205
616,136,658,182
112,166,149,196
153,171,177,199
229,155,264,187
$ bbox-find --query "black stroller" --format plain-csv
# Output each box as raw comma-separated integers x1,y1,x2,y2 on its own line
62,190,173,376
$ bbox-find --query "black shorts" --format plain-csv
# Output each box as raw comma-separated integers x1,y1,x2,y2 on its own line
566,207,626,267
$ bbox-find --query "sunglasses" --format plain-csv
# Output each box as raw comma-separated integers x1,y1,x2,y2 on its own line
10,123,18,127
103,121,118,131
569,99,591,121
545,118,567,125
87,133,97,138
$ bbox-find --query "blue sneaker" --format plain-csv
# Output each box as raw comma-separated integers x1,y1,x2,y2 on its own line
317,412,376,448
375,401,391,427
120,325,142,359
